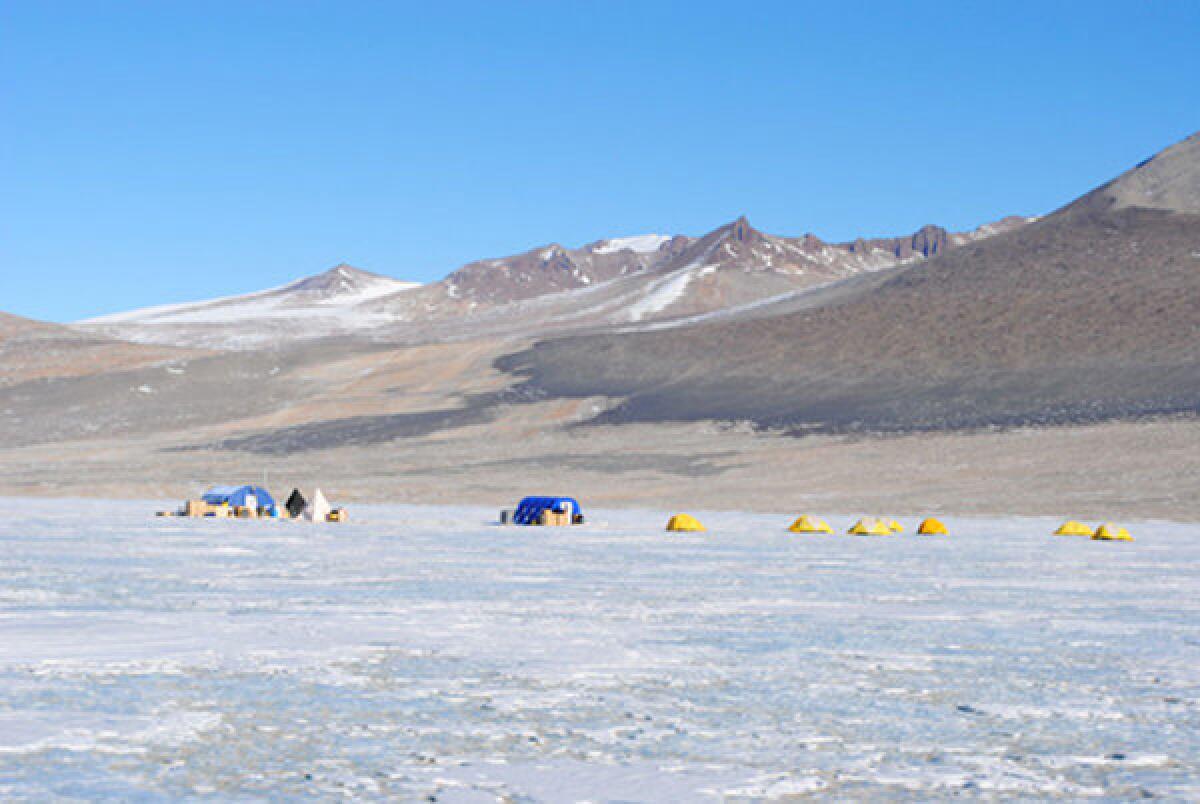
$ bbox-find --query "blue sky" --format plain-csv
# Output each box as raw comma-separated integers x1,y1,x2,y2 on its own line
2,1,1197,322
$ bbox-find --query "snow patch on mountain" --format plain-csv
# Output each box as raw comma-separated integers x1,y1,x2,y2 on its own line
311,269,420,306
626,262,710,322
593,234,671,255
75,265,421,350
84,267,419,326
84,285,293,325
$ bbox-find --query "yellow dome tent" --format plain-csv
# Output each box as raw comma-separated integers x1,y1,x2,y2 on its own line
917,517,949,535
848,518,891,536
887,519,904,533
666,514,706,532
1092,523,1133,542
1054,520,1094,537
788,515,833,534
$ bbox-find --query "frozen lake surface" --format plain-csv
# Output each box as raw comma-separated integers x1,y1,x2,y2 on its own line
0,498,1196,800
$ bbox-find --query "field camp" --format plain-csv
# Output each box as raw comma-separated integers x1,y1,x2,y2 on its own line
154,486,1137,544
158,484,347,522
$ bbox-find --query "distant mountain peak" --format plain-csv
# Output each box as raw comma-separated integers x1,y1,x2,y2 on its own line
730,216,756,242
322,263,388,281
1104,129,1200,214
538,244,564,261
288,263,406,295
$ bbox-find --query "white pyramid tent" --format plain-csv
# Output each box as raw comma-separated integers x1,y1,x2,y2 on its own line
305,488,332,522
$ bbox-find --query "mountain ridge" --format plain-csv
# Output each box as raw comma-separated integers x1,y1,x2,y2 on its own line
72,215,1029,350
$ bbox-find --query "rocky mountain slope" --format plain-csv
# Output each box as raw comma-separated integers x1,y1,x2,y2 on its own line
498,131,1200,432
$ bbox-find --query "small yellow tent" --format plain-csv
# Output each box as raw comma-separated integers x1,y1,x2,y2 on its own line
666,514,706,532
887,519,904,533
848,518,891,535
788,515,833,534
917,517,949,535
1054,520,1094,537
1092,523,1133,542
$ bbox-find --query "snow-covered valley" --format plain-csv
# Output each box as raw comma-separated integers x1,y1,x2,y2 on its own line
0,499,1195,799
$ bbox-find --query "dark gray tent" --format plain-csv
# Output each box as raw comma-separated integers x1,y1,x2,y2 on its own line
285,489,307,519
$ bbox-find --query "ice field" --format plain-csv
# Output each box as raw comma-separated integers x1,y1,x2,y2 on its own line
0,498,1196,800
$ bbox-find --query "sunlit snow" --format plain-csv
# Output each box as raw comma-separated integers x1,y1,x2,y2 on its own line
625,262,714,322
0,498,1195,799
594,235,672,255
82,273,419,325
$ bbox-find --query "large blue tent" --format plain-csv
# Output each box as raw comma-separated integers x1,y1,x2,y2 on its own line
202,485,277,515
513,496,582,525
